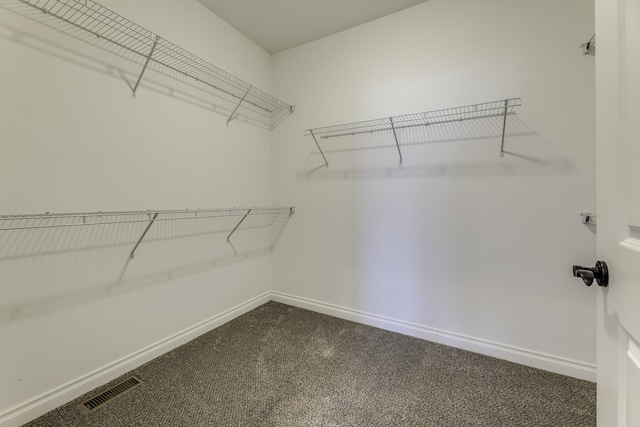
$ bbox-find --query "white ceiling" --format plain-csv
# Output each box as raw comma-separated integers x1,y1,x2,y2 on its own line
197,0,430,54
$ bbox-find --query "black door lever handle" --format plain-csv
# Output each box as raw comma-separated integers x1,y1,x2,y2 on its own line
572,261,608,287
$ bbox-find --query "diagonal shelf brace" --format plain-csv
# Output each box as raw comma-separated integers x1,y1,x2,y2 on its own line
271,207,295,250
131,35,159,98
227,85,252,126
390,117,403,164
116,212,158,285
227,209,251,242
499,99,509,157
129,212,159,260
310,129,329,168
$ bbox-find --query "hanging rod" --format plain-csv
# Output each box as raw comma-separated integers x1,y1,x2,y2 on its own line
304,98,521,166
0,206,295,231
5,0,294,125
581,34,595,56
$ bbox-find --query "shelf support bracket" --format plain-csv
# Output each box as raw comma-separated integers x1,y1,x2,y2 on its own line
129,212,159,260
227,85,252,126
499,99,509,157
390,117,403,164
115,212,158,285
131,35,159,98
309,130,329,168
271,207,295,249
227,209,251,242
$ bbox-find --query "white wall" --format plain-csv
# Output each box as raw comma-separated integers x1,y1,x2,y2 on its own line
0,0,275,423
0,0,597,424
272,0,596,379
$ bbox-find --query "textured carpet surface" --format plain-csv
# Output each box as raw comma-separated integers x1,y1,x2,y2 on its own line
25,302,596,426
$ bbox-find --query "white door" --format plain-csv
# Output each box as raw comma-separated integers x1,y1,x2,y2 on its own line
595,0,640,425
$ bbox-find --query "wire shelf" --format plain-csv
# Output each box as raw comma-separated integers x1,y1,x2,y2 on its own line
304,98,521,166
0,206,295,265
0,206,295,263
0,206,294,319
0,206,294,232
4,0,294,125
306,99,521,139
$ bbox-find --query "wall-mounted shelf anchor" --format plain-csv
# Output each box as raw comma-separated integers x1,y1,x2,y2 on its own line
581,212,597,225
582,34,595,56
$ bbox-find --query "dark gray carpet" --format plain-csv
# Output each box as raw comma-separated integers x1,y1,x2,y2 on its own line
26,302,596,426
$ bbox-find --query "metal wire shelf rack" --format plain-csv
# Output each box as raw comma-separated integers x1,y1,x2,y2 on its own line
1,206,293,259
305,98,521,167
3,0,294,126
0,206,294,278
0,206,294,317
0,206,294,239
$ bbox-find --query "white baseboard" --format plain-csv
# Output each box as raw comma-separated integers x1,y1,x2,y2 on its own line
0,292,271,427
270,291,597,383
2,289,596,427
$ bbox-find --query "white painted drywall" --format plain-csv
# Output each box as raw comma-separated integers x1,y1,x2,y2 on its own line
271,0,596,374
0,0,597,423
0,0,275,421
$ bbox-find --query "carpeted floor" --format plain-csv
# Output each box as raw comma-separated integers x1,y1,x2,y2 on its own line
26,302,596,426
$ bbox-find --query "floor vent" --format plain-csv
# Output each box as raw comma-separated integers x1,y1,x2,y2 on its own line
80,376,143,413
